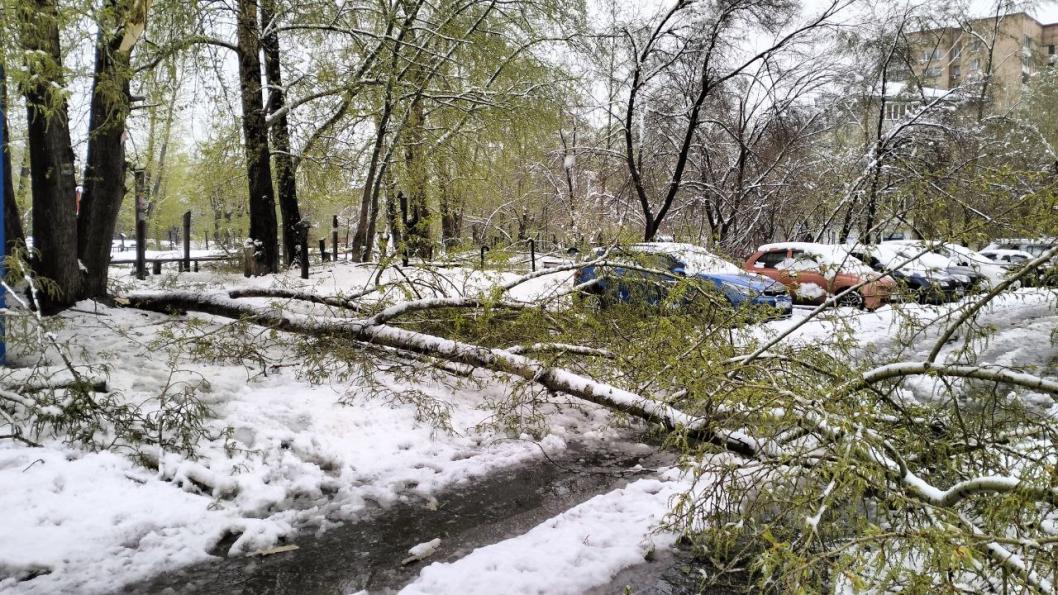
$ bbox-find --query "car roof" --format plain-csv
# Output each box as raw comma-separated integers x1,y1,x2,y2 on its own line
756,241,826,253
982,248,1033,257
987,237,1057,244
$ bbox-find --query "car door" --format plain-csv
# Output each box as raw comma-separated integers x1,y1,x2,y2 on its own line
786,251,829,303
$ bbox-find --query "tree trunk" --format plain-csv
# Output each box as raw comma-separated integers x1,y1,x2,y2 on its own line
0,63,26,257
236,0,279,274
77,0,140,299
351,106,391,261
19,0,81,313
439,156,461,248
403,91,430,258
145,59,179,229
261,0,301,267
363,156,387,262
386,187,402,259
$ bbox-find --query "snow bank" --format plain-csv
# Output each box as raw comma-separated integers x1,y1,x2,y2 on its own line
0,447,239,594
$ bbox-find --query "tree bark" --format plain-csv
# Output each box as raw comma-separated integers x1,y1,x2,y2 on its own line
78,0,145,298
19,0,81,313
261,0,301,267
0,63,26,257
236,0,279,274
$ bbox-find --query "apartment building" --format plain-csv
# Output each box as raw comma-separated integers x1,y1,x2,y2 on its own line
901,12,1058,112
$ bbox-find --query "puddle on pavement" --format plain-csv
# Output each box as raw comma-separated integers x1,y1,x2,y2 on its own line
124,441,673,594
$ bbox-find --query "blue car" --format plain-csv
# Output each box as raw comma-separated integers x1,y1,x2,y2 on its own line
574,242,792,316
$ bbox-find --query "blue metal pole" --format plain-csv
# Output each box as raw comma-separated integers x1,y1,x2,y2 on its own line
0,87,7,364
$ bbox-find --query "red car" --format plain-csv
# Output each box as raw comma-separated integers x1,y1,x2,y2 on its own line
744,242,897,310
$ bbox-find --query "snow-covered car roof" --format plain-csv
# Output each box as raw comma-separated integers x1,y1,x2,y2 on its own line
875,242,954,270
844,243,933,273
980,248,1034,259
984,239,1057,258
756,242,876,275
625,242,742,275
924,242,1003,267
986,237,1057,245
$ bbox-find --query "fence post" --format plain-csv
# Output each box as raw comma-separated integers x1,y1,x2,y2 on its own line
480,245,490,268
182,210,191,272
332,215,339,262
135,170,146,280
528,238,536,272
242,243,254,277
319,239,329,262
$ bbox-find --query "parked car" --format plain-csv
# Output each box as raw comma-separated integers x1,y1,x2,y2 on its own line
983,238,1056,284
881,240,999,291
744,242,897,310
845,243,963,303
575,242,793,315
979,248,1034,265
984,238,1056,259
979,248,1043,286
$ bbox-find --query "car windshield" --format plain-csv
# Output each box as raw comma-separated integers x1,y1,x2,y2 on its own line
1023,244,1052,257
629,243,742,275
934,243,979,262
611,250,680,272
898,248,950,269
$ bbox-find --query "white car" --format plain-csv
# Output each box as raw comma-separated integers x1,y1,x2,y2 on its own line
882,240,1011,290
979,248,1034,265
984,238,1056,260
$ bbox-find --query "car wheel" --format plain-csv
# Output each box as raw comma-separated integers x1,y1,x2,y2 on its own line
835,289,864,309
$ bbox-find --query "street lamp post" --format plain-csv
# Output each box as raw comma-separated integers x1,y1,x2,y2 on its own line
0,89,7,364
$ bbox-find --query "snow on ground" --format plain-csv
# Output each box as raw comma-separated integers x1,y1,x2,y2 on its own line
1,259,1055,593
0,263,595,594
400,468,686,595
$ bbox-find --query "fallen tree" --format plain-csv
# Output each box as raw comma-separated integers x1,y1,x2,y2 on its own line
124,290,762,456
116,266,1058,593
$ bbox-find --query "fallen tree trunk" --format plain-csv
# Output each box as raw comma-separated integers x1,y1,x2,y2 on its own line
227,286,377,311
124,290,759,456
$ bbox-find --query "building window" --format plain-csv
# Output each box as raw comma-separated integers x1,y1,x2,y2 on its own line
888,65,911,80
970,58,981,71
921,49,939,63
923,66,942,78
951,64,961,83
1050,44,1056,55
884,103,910,120
951,43,962,59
